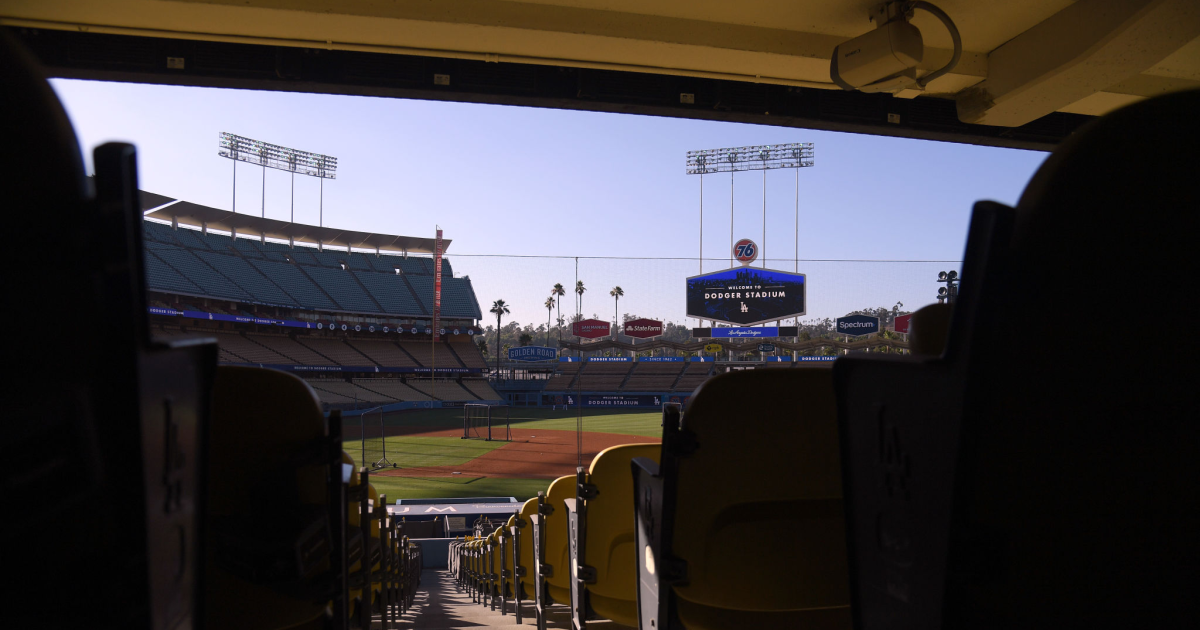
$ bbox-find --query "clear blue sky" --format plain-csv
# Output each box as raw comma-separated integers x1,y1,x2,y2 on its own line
51,78,1047,327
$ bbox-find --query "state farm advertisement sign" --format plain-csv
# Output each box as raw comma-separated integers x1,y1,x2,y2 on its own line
572,319,611,339
624,318,663,339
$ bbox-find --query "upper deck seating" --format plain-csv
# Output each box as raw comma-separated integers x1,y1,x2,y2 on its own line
142,223,477,320
834,90,1200,629
353,271,423,313
633,369,849,630
195,250,296,306
248,258,339,310
299,265,380,313
151,247,254,301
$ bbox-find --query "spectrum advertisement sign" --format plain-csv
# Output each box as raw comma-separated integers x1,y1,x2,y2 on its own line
686,267,806,326
836,315,880,336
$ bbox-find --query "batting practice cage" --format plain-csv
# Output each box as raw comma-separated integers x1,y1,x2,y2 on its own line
358,406,396,469
462,404,511,441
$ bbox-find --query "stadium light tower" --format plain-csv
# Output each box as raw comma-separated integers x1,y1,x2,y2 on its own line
687,142,814,270
218,133,337,244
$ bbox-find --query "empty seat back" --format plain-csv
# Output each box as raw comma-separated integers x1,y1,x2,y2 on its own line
583,443,662,626
206,366,332,629
835,90,1200,628
543,475,575,604
673,370,847,614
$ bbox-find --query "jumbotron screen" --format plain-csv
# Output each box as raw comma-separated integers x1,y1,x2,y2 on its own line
686,267,806,326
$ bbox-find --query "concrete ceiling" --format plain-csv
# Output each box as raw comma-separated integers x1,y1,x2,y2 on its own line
2,0,1197,126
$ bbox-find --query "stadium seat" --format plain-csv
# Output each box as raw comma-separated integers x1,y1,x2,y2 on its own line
514,498,538,600
541,475,577,606
345,459,366,626
566,443,662,628
632,369,850,630
907,303,951,357
833,90,1200,629
1,30,222,629
206,366,346,630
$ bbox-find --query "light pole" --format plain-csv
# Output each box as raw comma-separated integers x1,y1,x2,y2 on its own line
937,270,960,304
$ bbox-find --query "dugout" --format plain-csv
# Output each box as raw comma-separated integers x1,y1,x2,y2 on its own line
389,497,522,537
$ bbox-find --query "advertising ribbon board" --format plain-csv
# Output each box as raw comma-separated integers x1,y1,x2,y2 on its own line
433,228,443,341
572,319,611,339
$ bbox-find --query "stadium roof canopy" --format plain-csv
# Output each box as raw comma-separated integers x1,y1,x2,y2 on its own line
146,200,449,255
6,1,1197,150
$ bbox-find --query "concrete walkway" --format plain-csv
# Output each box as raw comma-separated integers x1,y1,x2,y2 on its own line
380,570,628,629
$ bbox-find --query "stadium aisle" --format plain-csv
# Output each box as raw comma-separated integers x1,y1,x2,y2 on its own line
389,570,628,629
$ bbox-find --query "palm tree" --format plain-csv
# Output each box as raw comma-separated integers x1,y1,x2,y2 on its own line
609,286,624,338
519,332,533,347
489,299,510,378
575,281,586,316
552,283,566,340
544,296,556,346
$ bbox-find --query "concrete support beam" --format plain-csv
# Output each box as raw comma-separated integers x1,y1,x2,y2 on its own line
957,0,1200,126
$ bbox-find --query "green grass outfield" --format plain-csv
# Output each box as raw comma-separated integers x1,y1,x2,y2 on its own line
343,407,661,501
346,407,663,438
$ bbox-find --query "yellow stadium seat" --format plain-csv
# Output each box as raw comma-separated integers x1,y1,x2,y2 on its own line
632,369,850,630
542,475,576,606
205,366,337,630
344,454,365,625
566,443,662,628
515,498,538,597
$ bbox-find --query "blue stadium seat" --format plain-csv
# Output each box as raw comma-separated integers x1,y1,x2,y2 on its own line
150,247,254,301
301,264,381,313
249,258,339,311
194,250,296,306
353,270,423,314
345,253,372,271
171,226,211,250
144,249,202,294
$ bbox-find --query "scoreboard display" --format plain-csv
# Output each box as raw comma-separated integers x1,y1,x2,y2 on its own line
686,267,806,326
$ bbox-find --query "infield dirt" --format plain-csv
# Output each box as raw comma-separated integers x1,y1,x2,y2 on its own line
369,426,659,479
